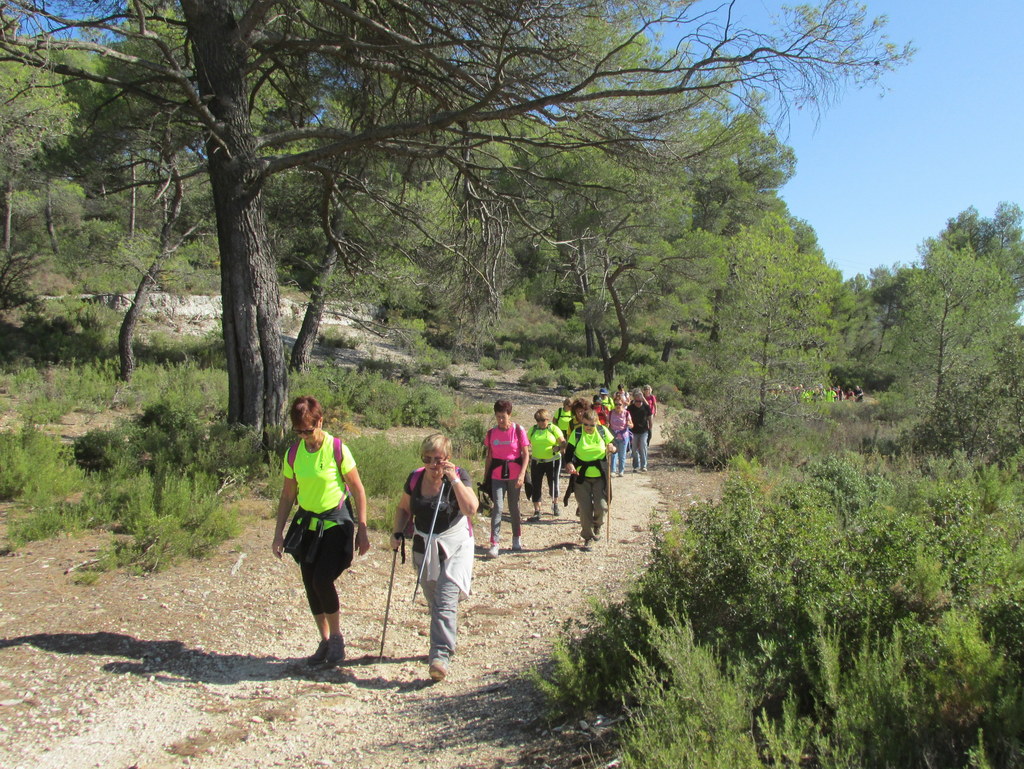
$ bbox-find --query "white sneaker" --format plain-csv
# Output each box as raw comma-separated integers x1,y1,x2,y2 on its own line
488,544,499,558
512,536,523,552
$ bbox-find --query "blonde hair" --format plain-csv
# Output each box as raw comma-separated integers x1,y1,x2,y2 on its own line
420,433,452,458
535,409,551,421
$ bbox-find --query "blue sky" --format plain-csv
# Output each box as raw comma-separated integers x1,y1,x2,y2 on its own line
764,1,1024,280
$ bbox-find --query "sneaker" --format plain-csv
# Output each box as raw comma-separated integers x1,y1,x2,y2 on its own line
429,658,448,682
529,511,541,522
324,633,345,666
552,503,561,517
306,639,329,665
640,467,648,473
512,536,523,552
632,468,639,473
580,538,592,552
488,544,499,558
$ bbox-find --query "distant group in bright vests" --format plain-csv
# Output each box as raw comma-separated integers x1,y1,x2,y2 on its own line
273,385,658,681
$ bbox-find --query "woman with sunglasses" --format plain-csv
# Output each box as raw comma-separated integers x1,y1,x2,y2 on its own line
272,396,369,667
391,433,477,681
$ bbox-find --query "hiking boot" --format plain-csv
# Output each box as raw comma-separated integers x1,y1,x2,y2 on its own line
306,639,329,665
488,544,499,558
580,539,592,552
529,511,541,522
552,502,560,516
429,658,448,681
512,536,523,552
324,633,345,666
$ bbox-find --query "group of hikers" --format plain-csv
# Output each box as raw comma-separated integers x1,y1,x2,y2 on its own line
270,385,658,682
774,383,865,402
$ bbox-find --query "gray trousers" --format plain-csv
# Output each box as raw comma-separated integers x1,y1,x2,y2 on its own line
574,475,607,540
490,479,522,544
413,551,462,663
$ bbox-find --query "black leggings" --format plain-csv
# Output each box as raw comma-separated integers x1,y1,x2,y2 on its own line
298,521,354,615
530,459,560,504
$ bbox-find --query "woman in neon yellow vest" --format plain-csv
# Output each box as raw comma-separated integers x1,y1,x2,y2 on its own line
272,396,369,667
527,408,566,520
565,408,616,550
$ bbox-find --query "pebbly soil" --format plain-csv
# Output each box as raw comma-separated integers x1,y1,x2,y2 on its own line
0,420,722,769
0,298,725,768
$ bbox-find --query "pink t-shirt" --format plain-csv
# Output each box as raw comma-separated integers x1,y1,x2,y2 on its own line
609,409,632,440
644,393,657,417
485,423,528,480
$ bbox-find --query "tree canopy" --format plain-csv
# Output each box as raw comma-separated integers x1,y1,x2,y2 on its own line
0,0,910,431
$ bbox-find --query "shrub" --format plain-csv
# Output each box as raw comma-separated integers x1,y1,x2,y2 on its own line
541,461,1024,768
106,471,239,573
0,428,88,506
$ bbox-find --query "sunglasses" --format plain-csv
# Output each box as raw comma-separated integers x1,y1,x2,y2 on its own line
582,421,597,427
421,456,446,465
294,427,316,436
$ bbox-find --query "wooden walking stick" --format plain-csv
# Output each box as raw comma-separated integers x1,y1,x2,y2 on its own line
605,453,613,541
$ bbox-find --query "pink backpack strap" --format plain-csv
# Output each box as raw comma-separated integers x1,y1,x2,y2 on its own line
334,436,343,468
287,441,300,472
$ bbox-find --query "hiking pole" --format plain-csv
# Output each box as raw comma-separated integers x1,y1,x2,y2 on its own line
412,480,447,603
602,456,610,540
379,534,405,662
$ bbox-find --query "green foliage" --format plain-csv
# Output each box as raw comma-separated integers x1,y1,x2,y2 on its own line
104,471,240,573
541,460,1024,768
0,427,87,506
623,614,761,769
0,298,117,365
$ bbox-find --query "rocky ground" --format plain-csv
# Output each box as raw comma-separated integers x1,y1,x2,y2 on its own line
0,425,722,769
1,297,725,767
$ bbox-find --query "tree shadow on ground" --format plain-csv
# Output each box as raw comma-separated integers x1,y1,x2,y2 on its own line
0,631,425,689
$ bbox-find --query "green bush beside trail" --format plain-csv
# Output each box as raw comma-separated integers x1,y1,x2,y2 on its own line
539,454,1024,768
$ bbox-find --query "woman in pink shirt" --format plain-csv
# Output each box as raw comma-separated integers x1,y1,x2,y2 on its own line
642,385,657,451
483,399,530,557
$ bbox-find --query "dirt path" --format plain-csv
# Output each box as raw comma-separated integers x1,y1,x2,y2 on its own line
0,423,722,769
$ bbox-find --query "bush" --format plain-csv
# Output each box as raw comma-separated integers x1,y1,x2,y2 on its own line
0,428,88,506
105,471,239,573
540,461,1024,768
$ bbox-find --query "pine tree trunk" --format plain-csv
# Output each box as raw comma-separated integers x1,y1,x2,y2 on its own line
185,0,287,433
118,264,158,382
290,249,338,373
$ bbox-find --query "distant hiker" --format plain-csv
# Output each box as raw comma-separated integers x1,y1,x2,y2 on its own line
591,394,610,426
616,383,628,402
483,399,530,556
608,397,633,478
527,409,566,520
598,387,615,413
391,433,477,682
626,389,652,472
565,409,615,550
569,397,590,432
854,385,864,402
642,384,657,449
553,398,573,435
272,395,369,667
